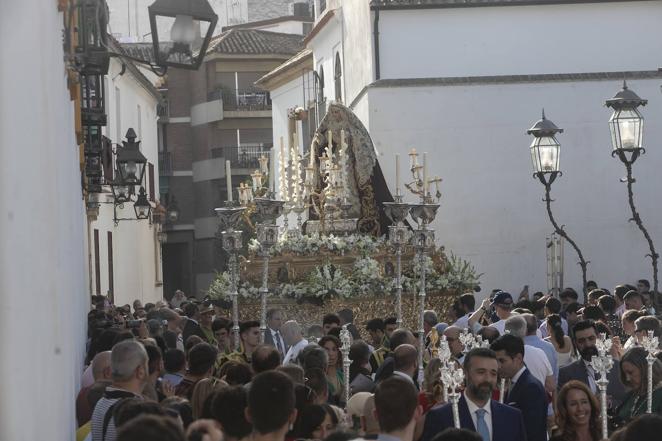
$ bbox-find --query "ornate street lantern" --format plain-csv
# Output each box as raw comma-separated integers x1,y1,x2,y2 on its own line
606,81,647,161
149,0,218,70
110,174,132,204
116,128,147,186
528,110,562,175
134,187,152,220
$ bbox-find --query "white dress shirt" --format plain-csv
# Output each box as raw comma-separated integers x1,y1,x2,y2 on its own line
453,313,472,329
523,344,553,387
270,328,286,354
465,394,493,441
283,338,308,364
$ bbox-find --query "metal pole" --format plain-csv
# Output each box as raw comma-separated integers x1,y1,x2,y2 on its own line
623,161,659,299
395,244,403,328
418,237,426,383
641,330,659,413
230,252,240,350
340,325,352,408
540,176,589,302
259,251,269,344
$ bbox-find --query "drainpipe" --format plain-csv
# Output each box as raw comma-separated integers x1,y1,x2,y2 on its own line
373,7,380,81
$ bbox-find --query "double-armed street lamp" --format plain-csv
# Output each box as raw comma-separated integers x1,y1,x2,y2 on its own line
527,111,589,302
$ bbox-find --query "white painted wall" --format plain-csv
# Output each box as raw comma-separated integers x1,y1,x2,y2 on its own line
0,1,88,440
309,19,341,106
378,2,662,80
90,58,163,307
252,20,308,35
366,78,662,294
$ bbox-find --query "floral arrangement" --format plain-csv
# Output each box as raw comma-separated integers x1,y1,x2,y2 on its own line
248,233,383,257
209,234,481,302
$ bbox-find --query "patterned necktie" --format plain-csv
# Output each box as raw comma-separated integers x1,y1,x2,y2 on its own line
275,331,284,355
475,409,490,441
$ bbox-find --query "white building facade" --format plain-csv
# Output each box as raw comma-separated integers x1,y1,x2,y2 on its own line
267,0,662,295
88,56,165,307
0,1,88,439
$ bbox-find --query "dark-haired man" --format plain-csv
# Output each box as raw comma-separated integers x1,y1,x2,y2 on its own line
367,318,389,371
421,348,526,441
491,334,547,441
181,303,206,344
374,376,422,441
218,321,261,367
452,293,476,329
264,309,287,359
374,329,417,384
246,371,297,441
322,313,341,334
558,320,626,407
175,342,217,400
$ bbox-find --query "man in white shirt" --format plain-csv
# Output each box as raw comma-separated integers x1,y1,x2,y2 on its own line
452,293,477,329
505,316,555,394
489,292,514,335
282,320,308,364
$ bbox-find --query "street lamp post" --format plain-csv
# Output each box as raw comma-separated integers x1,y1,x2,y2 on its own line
527,111,589,302
605,81,658,303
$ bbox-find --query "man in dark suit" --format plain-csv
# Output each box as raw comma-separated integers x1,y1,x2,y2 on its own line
421,348,527,441
491,334,547,441
181,302,206,344
263,308,288,359
558,320,626,408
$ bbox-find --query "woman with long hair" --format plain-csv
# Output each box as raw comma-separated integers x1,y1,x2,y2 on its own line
551,380,601,441
545,314,574,368
420,357,445,413
616,347,662,422
318,335,345,405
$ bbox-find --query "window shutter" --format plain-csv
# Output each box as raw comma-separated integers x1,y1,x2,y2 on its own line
148,162,155,202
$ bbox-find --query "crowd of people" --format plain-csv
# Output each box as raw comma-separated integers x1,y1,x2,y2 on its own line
77,281,662,441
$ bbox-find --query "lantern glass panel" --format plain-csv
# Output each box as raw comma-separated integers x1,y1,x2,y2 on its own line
151,13,213,68
530,136,560,174
609,108,643,152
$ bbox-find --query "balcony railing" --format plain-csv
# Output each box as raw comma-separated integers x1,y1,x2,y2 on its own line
212,144,273,169
159,151,173,176
211,89,271,111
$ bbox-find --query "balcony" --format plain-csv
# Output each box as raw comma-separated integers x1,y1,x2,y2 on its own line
212,143,273,170
159,151,173,176
207,89,271,111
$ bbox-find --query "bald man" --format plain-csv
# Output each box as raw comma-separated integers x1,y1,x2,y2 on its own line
393,344,418,388
76,351,112,426
443,326,465,363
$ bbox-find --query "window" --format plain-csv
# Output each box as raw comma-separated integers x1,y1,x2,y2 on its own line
334,52,342,102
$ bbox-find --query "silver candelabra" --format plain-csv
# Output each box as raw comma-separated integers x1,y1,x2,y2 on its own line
641,330,660,413
253,196,285,344
383,197,411,328
410,201,440,383
590,333,613,440
215,204,246,350
340,324,352,409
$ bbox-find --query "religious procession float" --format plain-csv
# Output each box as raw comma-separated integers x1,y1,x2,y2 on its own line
208,103,481,334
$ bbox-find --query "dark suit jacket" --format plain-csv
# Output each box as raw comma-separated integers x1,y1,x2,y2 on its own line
507,368,547,441
182,318,206,344
421,394,527,441
263,328,288,353
558,358,626,407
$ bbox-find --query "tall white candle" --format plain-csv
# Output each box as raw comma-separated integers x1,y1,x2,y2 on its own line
395,154,401,196
225,160,233,202
328,130,333,150
269,149,275,193
422,153,428,197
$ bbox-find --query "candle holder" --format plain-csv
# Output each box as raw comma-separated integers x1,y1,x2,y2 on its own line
410,201,440,383
253,197,285,344
590,333,613,440
215,204,247,350
383,198,411,328
641,330,660,413
440,360,464,428
340,324,352,409
459,328,478,353
437,335,452,402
